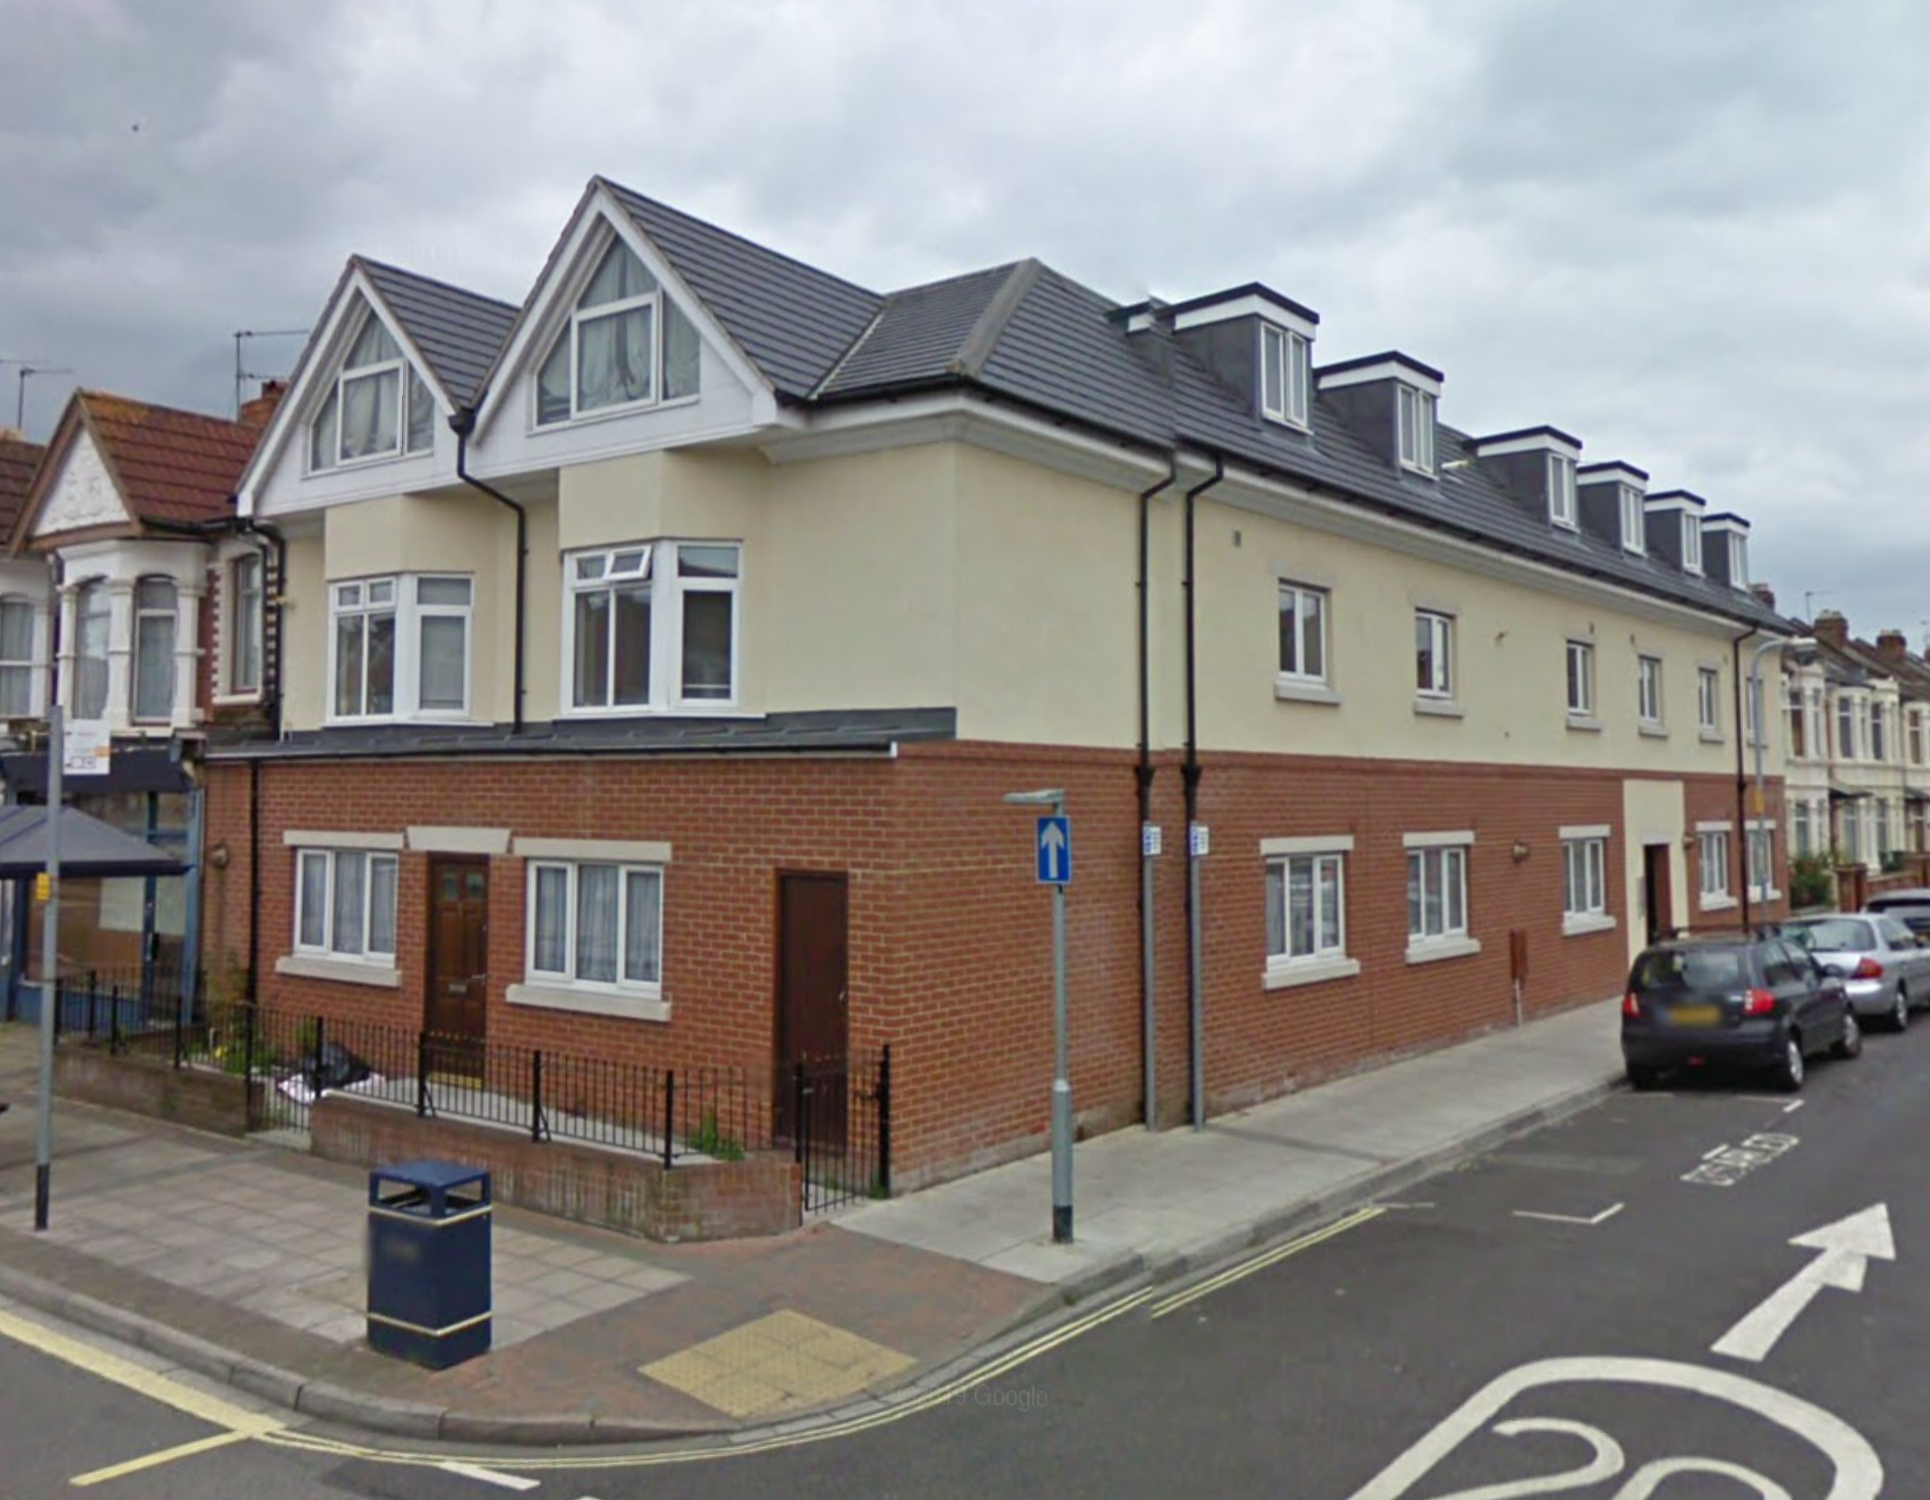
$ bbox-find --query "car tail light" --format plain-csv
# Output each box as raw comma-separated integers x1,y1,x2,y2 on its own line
1853,958,1885,980
1743,989,1777,1017
1622,992,1641,1018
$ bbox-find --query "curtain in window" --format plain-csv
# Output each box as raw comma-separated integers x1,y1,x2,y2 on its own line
575,865,619,982
624,869,662,983
406,369,434,453
0,598,32,715
577,304,654,411
368,857,397,956
664,300,700,399
1264,863,1285,958
133,579,176,723
366,611,396,714
582,241,656,306
332,852,367,954
340,369,399,459
74,582,110,720
309,390,339,471
299,853,328,949
334,614,365,716
1288,857,1314,957
681,592,731,700
533,867,568,973
573,590,611,708
418,616,466,712
232,558,262,693
537,339,572,426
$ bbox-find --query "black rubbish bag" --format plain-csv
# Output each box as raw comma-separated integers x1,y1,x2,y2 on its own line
303,1040,372,1095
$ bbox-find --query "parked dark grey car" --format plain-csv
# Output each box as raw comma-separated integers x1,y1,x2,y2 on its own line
1621,933,1859,1091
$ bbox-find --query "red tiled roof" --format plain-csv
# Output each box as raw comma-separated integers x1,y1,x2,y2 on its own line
0,434,45,537
77,390,259,527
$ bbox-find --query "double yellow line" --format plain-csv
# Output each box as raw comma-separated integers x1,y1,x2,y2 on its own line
1147,1205,1386,1320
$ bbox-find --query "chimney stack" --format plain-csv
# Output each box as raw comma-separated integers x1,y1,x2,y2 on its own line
1877,628,1910,665
1748,581,1777,612
239,379,286,432
1813,609,1850,651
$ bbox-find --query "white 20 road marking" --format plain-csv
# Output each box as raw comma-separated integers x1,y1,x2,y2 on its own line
1713,1203,1895,1364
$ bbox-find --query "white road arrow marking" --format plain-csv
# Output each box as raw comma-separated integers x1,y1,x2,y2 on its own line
1713,1203,1895,1363
1513,1201,1624,1226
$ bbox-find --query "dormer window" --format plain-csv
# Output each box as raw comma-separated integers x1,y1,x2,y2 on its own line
308,313,433,472
1619,485,1646,554
536,236,700,426
1682,515,1703,574
1397,386,1436,474
1547,454,1577,529
1728,532,1748,585
1260,323,1310,428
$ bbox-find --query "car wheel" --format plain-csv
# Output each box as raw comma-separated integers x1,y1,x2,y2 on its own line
1776,1032,1806,1092
1626,1064,1662,1091
1896,985,1912,1031
1835,1010,1864,1060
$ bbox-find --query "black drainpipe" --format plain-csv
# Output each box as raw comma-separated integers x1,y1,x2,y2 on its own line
1183,454,1224,1130
450,407,526,734
235,516,287,737
1732,624,1761,931
247,755,261,1004
1137,453,1178,1129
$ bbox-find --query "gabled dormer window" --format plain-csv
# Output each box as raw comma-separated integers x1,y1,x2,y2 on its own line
1619,485,1646,554
1260,323,1310,428
1547,453,1577,529
308,313,433,472
1682,515,1703,574
1397,386,1436,474
536,237,700,426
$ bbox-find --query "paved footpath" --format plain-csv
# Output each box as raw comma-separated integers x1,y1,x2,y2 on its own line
0,996,1623,1444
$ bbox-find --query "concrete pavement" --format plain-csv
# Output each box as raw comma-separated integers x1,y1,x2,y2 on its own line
0,995,1625,1445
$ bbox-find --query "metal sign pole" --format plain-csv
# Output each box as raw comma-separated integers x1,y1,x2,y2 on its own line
34,704,62,1231
1050,867,1072,1243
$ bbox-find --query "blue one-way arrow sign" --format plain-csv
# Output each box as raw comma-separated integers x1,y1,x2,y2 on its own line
1036,816,1072,885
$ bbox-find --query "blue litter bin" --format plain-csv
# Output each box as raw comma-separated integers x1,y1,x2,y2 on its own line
366,1160,491,1369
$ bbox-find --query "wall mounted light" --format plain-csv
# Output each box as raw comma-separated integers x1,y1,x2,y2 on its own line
1511,840,1530,863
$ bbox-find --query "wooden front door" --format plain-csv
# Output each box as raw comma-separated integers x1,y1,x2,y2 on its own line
775,873,848,1140
426,858,489,1071
1643,843,1674,945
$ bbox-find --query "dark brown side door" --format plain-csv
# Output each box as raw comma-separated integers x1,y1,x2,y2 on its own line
426,858,489,1071
1644,843,1673,945
775,872,848,1139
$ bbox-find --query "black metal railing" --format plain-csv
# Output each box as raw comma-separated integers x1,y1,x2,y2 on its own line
50,962,201,1065
792,1046,892,1211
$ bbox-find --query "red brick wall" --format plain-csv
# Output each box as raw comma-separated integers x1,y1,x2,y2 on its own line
201,749,1783,1191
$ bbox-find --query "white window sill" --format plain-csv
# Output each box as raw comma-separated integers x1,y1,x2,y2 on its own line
1561,912,1618,937
212,692,265,708
324,715,484,730
1638,722,1669,739
507,981,671,1024
275,954,401,989
1566,713,1602,733
527,391,701,438
1414,697,1465,719
558,705,753,721
1405,935,1482,966
1749,888,1784,903
1699,728,1724,744
1275,679,1342,707
1263,956,1362,991
1700,894,1738,912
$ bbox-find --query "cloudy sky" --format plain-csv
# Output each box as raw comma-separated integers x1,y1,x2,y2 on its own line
1,0,1922,632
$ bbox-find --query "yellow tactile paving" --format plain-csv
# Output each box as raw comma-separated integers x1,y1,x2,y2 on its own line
640,1309,916,1418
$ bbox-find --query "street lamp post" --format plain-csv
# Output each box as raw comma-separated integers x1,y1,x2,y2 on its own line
1748,635,1816,926
1004,788,1073,1244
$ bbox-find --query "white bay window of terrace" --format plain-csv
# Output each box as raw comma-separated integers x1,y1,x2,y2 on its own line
330,576,472,721
527,862,663,996
296,850,397,963
567,543,738,712
64,574,196,729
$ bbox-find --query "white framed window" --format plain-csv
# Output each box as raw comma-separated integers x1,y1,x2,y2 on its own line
229,554,264,695
1746,821,1778,898
1728,533,1749,586
1547,453,1577,529
1406,838,1471,952
1698,666,1721,736
1637,654,1664,727
1785,679,1806,759
1911,708,1926,767
1619,485,1646,554
536,236,700,426
329,575,472,721
1698,828,1732,902
1566,639,1595,717
1266,850,1346,965
1396,385,1436,474
308,311,433,472
1415,609,1453,699
1793,800,1814,858
0,595,36,717
1746,676,1765,749
1841,803,1864,864
1562,837,1607,919
72,579,110,722
1681,515,1703,574
1871,702,1889,763
1259,323,1310,428
1277,581,1329,685
294,848,398,962
565,541,740,713
131,576,177,725
526,860,664,994
1877,800,1895,860
1836,694,1856,760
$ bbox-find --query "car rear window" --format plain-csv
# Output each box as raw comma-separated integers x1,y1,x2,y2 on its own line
1784,918,1875,952
1632,946,1749,991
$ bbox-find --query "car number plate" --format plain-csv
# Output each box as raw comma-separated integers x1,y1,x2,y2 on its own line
1671,1004,1721,1026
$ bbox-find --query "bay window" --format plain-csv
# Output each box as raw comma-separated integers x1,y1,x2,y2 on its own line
131,577,177,724
330,575,471,721
566,541,739,712
73,580,110,721
0,596,35,716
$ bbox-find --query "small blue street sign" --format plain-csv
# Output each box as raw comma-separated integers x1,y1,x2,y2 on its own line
1036,816,1072,885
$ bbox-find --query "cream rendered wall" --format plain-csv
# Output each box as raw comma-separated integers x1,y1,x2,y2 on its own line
523,497,562,723
950,446,1140,747
1623,779,1690,965
281,525,327,731
1193,496,1782,773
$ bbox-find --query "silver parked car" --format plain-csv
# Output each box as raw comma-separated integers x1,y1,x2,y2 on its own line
1781,912,1930,1031
1865,888,1930,939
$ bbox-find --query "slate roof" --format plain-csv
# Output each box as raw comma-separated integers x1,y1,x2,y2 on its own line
357,258,518,405
74,391,258,527
0,433,45,537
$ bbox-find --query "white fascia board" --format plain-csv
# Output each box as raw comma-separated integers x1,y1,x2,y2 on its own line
1473,432,1582,462
470,183,775,443
1577,462,1647,492
1644,494,1707,515
1703,515,1751,535
1317,359,1442,397
1174,294,1318,342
